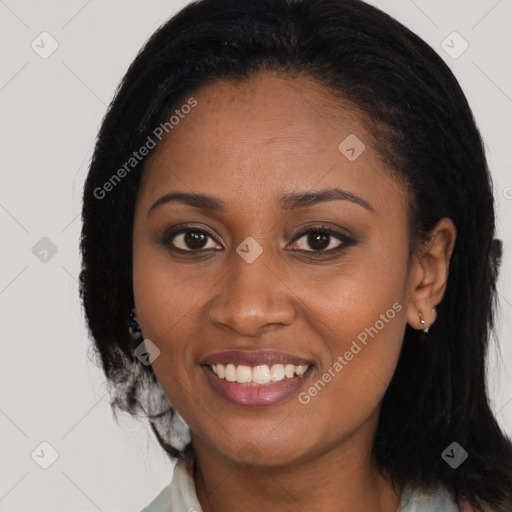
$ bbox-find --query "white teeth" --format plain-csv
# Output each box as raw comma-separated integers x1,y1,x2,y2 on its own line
295,365,307,376
284,364,295,378
210,363,309,384
270,364,285,381
253,365,271,384
225,363,237,382
236,365,252,383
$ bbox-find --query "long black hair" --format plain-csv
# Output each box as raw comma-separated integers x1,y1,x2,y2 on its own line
79,0,512,509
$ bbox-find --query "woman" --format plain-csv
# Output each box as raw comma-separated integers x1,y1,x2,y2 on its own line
79,0,512,510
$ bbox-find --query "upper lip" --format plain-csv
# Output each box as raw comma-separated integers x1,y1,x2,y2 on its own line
201,350,313,367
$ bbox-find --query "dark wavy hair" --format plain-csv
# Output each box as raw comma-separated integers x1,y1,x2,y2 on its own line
79,0,512,509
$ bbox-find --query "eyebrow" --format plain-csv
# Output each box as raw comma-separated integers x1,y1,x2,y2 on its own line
147,187,376,217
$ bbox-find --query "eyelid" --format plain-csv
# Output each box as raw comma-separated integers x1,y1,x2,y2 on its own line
289,222,353,242
288,224,353,253
162,223,223,251
161,222,354,254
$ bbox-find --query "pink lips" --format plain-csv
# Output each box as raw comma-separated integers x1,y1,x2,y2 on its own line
200,350,314,407
201,349,312,367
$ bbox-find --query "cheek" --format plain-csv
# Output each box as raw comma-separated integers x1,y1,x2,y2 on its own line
302,236,408,350
298,294,406,438
132,253,199,414
132,239,202,336
131,241,198,388
298,236,409,412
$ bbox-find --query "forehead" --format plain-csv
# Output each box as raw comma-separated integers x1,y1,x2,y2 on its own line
137,71,405,218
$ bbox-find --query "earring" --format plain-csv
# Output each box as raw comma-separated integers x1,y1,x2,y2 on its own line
128,310,141,333
418,307,437,334
418,309,427,332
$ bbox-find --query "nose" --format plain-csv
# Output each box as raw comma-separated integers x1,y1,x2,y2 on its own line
208,248,296,337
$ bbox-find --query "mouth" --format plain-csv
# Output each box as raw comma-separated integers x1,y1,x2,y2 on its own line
202,362,311,384
200,361,315,407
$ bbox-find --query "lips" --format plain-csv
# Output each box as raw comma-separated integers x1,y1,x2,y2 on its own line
200,349,315,407
201,349,313,367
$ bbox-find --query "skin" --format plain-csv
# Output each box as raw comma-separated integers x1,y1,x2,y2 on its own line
132,71,456,512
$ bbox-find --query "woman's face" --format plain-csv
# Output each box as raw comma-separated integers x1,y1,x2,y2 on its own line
132,71,416,466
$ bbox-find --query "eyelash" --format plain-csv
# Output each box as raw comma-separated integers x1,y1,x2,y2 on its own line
161,223,355,257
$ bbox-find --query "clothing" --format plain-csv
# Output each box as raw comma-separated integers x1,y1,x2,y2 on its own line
140,452,462,512
141,452,202,512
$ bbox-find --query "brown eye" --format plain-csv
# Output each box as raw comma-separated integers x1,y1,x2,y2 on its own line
163,227,221,252
289,226,354,254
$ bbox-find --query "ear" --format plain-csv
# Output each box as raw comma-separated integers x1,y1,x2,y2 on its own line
406,217,456,331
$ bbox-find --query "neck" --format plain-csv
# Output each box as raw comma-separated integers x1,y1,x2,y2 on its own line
191,423,401,512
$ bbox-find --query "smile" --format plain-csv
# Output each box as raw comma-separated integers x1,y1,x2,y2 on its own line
201,363,315,407
209,363,309,384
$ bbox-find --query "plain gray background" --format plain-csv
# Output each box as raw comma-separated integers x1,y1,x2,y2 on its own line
1,1,511,510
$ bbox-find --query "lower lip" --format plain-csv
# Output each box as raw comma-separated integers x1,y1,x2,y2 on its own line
202,365,314,407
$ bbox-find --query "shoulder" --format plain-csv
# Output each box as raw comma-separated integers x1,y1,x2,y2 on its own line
399,483,459,511
139,453,203,512
400,483,511,512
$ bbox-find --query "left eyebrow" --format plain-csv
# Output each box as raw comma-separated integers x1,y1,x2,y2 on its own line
279,187,376,214
146,187,376,217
